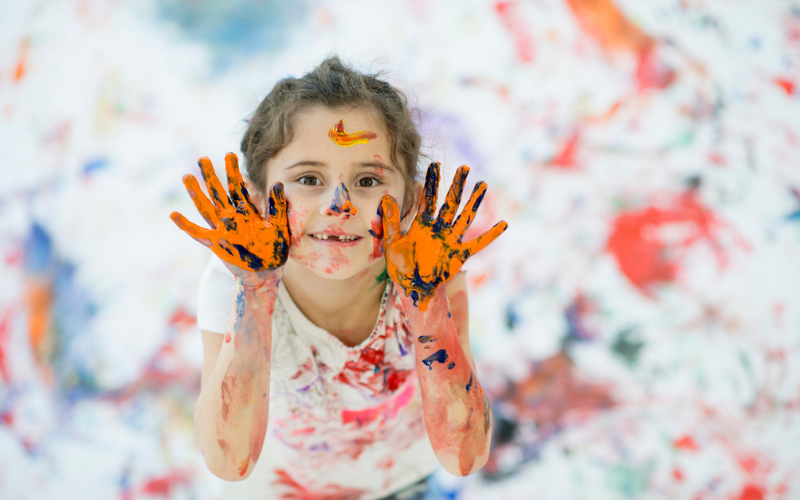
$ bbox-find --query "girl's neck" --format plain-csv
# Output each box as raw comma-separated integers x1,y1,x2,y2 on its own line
280,258,389,347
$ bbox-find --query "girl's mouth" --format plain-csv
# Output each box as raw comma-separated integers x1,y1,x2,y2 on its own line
308,233,362,246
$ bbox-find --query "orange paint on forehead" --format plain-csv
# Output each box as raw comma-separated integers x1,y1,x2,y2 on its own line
328,119,378,147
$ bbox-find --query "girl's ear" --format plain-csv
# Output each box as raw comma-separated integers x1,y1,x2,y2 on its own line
400,181,424,231
242,176,265,214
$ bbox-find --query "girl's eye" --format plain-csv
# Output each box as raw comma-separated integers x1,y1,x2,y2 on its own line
299,175,320,186
357,177,380,188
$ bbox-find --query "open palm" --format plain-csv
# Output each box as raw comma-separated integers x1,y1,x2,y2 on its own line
170,153,289,279
380,162,508,310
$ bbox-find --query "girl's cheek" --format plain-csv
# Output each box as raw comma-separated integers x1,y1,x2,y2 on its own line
287,205,309,248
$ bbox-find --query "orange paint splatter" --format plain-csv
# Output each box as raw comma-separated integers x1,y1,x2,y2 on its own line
13,38,29,83
238,453,251,476
565,0,675,91
328,119,378,147
381,163,507,310
170,153,289,273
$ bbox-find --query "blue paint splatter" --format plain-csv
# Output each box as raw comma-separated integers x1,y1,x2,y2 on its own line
422,349,449,370
466,373,473,392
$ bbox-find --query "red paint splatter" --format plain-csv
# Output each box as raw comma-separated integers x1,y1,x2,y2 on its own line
139,470,190,496
0,308,13,383
550,131,581,169
774,78,795,95
495,2,534,63
672,467,684,481
635,46,676,91
168,308,196,328
224,331,231,343
674,435,699,451
508,350,615,431
736,484,765,500
606,189,739,296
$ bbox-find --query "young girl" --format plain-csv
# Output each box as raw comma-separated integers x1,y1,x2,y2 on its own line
170,57,507,500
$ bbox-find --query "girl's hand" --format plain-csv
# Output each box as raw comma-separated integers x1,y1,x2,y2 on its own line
380,162,508,310
170,153,290,285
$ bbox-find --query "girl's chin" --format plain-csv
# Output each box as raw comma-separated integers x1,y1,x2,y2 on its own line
287,254,384,281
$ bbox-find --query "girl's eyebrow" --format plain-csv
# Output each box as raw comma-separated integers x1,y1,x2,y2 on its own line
357,161,395,171
286,160,326,169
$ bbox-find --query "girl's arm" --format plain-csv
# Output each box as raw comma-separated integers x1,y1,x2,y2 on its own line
401,272,491,476
380,162,508,477
169,153,290,481
194,273,280,481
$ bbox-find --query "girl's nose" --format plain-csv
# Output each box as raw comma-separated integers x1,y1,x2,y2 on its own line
322,182,358,218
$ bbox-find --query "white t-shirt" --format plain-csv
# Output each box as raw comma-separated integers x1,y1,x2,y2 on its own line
198,256,439,500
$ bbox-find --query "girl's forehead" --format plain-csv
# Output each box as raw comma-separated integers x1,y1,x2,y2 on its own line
294,106,388,139
271,106,394,170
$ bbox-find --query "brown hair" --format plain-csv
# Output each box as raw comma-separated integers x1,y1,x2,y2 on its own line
240,56,422,210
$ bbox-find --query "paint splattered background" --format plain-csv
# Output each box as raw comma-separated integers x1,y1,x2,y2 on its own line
2,0,799,498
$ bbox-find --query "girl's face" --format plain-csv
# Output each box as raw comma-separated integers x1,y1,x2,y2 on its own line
266,106,410,280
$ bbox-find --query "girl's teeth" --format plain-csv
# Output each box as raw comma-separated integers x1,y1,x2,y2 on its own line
312,234,358,241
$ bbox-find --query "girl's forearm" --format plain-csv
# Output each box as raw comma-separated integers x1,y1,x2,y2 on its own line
403,287,493,477
194,271,281,481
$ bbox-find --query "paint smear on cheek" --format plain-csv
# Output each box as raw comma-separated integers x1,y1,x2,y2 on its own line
288,206,308,248
328,119,378,147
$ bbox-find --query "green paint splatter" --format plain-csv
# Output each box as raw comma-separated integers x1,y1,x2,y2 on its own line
611,327,644,367
373,267,388,288
607,461,654,500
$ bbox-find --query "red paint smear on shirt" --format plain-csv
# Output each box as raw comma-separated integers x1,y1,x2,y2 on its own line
341,378,415,427
606,190,732,296
273,468,365,500
495,2,535,63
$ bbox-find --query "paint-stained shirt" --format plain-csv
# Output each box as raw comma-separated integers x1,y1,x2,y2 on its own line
197,256,439,500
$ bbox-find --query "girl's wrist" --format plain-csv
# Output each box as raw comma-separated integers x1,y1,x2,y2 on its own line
400,285,448,326
237,267,283,292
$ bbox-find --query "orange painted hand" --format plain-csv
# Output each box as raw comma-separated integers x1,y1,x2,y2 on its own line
380,163,508,310
170,153,290,280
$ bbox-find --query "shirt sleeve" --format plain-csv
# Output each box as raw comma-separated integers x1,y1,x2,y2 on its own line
197,255,236,334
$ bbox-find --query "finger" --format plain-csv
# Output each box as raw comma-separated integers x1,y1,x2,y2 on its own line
462,221,508,259
170,211,214,246
418,162,440,221
268,182,287,226
225,153,252,213
198,157,232,211
182,174,219,228
436,165,469,225
380,195,402,247
453,181,487,236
